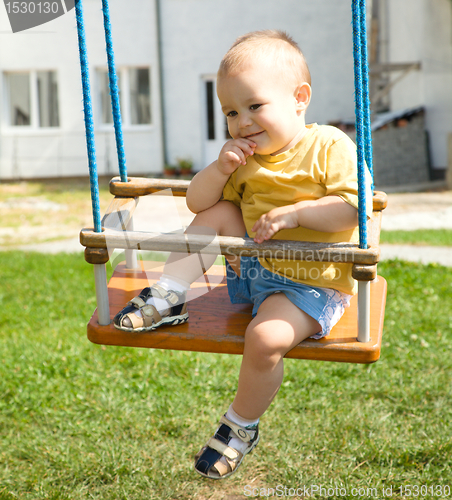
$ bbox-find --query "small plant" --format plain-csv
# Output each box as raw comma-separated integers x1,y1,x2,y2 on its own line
177,158,193,176
163,163,177,178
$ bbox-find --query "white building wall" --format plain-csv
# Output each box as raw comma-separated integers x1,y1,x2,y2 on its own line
388,0,452,169
1,0,451,179
0,0,163,179
159,0,357,171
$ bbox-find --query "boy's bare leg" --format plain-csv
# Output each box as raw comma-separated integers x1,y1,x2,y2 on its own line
194,292,321,478
232,292,321,420
163,200,245,283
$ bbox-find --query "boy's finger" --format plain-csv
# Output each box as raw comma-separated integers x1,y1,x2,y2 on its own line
234,138,256,155
224,150,243,166
231,146,247,165
252,221,267,243
253,217,282,243
241,138,257,149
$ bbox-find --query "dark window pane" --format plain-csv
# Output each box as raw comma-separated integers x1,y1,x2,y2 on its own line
130,68,151,125
37,71,60,127
206,81,215,140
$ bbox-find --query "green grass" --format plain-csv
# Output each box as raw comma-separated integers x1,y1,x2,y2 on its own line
380,229,452,246
0,253,451,499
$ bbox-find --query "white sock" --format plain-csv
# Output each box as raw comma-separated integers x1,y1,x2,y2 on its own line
159,275,191,293
223,404,259,456
135,275,190,318
226,405,259,429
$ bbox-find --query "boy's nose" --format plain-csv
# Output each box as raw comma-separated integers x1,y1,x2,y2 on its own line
238,113,253,129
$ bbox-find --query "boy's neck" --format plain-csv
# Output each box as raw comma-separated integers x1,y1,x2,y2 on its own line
271,124,309,156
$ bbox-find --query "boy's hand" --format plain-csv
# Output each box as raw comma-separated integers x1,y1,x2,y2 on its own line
252,205,299,244
217,139,256,175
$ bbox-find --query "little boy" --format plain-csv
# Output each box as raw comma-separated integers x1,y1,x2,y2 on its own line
114,30,371,479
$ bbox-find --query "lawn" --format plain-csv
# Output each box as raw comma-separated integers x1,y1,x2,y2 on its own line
380,229,452,247
0,252,451,500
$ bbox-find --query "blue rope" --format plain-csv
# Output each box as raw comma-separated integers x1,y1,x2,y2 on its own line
352,0,370,249
101,0,128,183
75,0,102,233
359,0,374,189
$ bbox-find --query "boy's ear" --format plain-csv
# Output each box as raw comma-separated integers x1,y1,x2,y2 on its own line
295,83,311,112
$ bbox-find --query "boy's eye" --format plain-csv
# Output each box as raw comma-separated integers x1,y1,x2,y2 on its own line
227,110,238,117
250,104,262,111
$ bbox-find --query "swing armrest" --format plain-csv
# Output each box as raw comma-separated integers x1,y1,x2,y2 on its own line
109,177,388,212
372,191,388,212
80,229,380,265
110,177,190,197
102,196,138,231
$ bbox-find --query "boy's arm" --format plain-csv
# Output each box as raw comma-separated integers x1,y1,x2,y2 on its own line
186,161,230,214
186,138,256,214
252,196,358,244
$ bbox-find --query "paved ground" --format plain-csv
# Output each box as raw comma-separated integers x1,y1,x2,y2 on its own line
378,190,452,266
9,190,452,267
380,190,452,230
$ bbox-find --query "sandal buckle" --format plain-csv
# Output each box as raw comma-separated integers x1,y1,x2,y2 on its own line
152,284,181,305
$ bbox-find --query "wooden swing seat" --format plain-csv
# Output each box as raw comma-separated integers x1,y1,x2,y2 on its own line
87,261,387,364
83,177,387,364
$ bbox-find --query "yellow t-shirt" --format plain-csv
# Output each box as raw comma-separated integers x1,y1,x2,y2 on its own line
222,123,373,295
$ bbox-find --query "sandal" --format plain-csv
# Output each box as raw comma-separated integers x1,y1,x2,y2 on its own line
113,284,188,332
194,415,259,479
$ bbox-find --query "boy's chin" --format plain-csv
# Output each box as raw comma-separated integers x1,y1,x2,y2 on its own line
254,144,276,155
255,139,292,156
257,146,286,156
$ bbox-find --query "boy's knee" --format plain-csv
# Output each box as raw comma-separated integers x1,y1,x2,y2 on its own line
191,200,245,237
213,200,243,222
244,324,285,367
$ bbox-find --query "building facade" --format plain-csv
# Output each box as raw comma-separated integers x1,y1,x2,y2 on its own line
0,0,163,178
0,0,451,184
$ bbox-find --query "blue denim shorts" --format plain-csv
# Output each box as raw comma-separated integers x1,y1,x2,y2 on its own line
226,256,352,339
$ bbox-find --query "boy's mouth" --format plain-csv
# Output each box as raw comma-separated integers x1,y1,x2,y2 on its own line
244,131,263,139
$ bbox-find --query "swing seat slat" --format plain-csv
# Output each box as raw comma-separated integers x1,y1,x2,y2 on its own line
87,262,387,364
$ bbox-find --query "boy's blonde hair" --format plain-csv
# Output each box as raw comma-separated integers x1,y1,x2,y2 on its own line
218,30,311,86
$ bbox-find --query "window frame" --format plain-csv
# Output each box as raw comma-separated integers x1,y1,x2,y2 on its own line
3,69,61,131
97,66,152,131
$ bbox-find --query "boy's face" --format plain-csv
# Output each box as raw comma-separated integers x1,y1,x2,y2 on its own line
217,61,310,156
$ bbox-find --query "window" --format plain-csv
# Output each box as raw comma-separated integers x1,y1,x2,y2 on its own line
7,73,30,126
98,67,151,126
205,80,215,140
37,71,60,127
204,80,231,141
5,71,60,127
129,68,151,125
